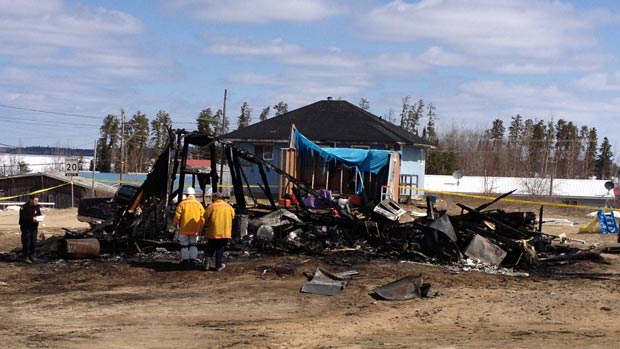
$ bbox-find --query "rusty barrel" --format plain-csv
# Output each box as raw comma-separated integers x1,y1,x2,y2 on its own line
63,238,100,259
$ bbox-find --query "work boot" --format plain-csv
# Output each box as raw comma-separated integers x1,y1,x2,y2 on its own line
216,263,226,272
203,257,212,271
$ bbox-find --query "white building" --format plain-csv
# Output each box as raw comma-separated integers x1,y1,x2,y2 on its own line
424,175,618,207
0,154,92,174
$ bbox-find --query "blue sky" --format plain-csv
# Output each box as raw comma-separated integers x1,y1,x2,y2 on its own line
1,0,619,152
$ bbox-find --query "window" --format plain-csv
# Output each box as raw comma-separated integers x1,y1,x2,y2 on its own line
351,145,370,150
254,143,274,160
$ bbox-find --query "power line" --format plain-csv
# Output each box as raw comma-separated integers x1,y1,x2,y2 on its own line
0,103,101,119
0,103,200,128
0,115,100,128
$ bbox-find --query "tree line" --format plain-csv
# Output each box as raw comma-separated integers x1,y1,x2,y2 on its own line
95,97,617,180
425,114,616,180
95,101,289,172
0,146,92,156
358,97,616,180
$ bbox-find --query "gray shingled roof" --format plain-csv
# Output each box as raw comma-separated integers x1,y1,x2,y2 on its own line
222,99,433,147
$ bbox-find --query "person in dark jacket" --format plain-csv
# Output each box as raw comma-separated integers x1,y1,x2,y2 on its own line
19,195,42,264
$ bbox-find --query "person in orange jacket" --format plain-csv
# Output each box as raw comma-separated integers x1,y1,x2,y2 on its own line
203,191,235,271
172,187,204,266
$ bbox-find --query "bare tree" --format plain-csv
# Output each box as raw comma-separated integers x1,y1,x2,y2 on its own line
521,177,554,197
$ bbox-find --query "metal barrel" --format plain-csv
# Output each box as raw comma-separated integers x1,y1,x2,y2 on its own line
63,238,100,259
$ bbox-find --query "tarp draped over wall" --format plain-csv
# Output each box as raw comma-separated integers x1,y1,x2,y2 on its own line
293,128,391,175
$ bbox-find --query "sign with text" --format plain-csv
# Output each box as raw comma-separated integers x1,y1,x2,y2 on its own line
65,157,79,176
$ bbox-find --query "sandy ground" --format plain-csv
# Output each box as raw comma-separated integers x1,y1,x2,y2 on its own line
1,202,620,348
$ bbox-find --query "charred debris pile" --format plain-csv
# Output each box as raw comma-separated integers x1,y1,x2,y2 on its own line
56,129,602,272
237,190,601,271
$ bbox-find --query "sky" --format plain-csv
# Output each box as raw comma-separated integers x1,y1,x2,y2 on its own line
0,0,619,153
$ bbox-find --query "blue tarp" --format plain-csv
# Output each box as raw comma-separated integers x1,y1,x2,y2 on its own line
294,128,392,175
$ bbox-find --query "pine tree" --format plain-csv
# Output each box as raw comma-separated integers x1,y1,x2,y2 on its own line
17,161,31,174
237,102,251,129
126,111,150,172
399,97,424,135
595,137,614,179
423,103,438,145
507,114,524,176
584,127,598,177
215,109,229,135
521,118,534,175
399,96,411,131
194,108,222,159
96,114,119,172
359,98,370,111
482,118,505,176
196,108,217,135
259,107,270,122
486,119,505,141
273,101,288,116
527,120,546,175
554,119,579,178
508,114,523,145
150,110,172,158
409,99,424,135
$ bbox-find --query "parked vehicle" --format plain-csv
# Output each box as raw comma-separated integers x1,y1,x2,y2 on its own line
77,184,140,226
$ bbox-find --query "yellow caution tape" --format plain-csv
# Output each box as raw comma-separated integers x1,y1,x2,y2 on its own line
35,178,608,212
404,186,613,211
0,182,71,201
73,178,144,185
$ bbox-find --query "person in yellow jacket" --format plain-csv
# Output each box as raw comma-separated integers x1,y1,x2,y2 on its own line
173,187,204,266
203,191,235,271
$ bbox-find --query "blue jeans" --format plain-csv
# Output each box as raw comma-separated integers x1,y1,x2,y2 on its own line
20,227,37,258
206,238,228,269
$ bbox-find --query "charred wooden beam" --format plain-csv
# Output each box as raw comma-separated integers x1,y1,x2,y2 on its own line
538,251,602,264
226,146,246,209
237,160,258,207
257,161,277,210
538,206,544,232
209,142,219,193
456,203,528,239
475,189,517,211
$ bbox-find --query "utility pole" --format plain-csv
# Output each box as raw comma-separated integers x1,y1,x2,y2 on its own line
219,89,227,187
120,108,125,184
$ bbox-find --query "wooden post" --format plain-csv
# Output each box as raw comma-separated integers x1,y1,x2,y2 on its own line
278,148,285,199
120,108,125,184
325,168,329,190
91,140,96,197
311,157,316,189
70,178,74,208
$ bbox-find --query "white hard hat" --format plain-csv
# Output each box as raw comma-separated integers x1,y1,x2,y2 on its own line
185,187,196,196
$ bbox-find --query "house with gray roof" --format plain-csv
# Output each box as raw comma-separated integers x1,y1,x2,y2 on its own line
223,98,433,202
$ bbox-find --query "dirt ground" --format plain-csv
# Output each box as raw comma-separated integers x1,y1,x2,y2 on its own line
1,199,620,349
